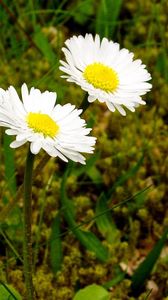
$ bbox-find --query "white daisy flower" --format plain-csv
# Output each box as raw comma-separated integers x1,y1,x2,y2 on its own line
60,34,152,116
0,84,96,164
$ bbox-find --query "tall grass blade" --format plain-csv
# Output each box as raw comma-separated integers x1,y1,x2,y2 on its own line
144,289,153,300
60,164,109,262
156,51,168,81
50,213,63,273
96,0,123,38
58,186,152,240
102,270,126,289
33,25,57,65
96,193,119,243
131,228,168,296
0,228,23,263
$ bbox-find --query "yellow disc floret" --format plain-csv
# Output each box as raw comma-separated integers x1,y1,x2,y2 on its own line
27,112,59,138
83,62,119,92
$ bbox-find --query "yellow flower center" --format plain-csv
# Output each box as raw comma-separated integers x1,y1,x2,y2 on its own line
83,62,119,92
27,112,59,138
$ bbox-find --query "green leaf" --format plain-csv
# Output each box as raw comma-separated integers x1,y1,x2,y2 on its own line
33,25,57,64
96,0,123,38
60,164,109,262
73,284,110,300
103,270,126,289
94,155,145,235
0,282,22,300
50,214,63,273
3,135,17,195
61,188,152,262
74,229,109,262
131,228,168,295
61,193,109,262
96,193,119,243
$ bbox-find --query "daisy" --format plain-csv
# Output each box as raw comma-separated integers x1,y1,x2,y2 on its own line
60,34,152,116
0,84,96,164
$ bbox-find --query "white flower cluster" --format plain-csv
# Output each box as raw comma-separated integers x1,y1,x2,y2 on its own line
0,34,152,163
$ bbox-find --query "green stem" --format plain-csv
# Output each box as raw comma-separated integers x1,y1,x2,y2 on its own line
23,147,35,300
79,93,90,113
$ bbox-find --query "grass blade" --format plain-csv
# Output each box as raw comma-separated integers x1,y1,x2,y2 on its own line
74,230,109,262
144,289,153,300
33,25,57,65
96,0,123,38
103,270,126,289
156,51,168,81
60,164,109,262
50,213,63,273
95,193,119,243
0,228,23,263
58,186,152,240
131,228,168,296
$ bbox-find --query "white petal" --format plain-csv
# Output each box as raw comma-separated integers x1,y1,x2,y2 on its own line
30,141,41,154
126,106,136,112
114,104,126,116
106,101,115,112
88,95,96,103
10,140,27,148
5,129,19,135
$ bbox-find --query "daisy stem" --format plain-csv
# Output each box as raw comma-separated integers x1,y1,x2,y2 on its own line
79,93,90,113
23,147,35,300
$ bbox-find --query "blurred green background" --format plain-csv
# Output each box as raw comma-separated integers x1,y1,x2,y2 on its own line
0,0,167,299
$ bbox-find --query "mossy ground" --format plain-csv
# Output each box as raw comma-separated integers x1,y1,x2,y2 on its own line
0,1,168,299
